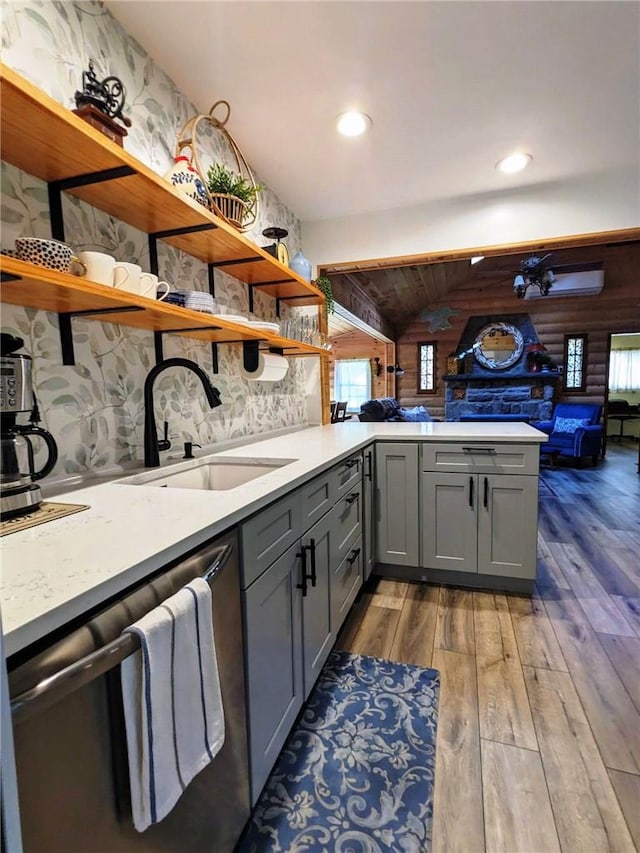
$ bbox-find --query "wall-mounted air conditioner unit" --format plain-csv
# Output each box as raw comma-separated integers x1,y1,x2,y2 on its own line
524,269,605,299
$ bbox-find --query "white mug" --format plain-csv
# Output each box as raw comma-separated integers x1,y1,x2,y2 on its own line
113,261,142,294
77,251,115,286
139,271,171,301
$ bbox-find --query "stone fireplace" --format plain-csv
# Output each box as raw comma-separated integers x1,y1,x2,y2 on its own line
444,312,558,422
445,375,557,421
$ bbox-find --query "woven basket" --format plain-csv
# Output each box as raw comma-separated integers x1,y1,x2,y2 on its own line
172,100,259,233
209,193,248,229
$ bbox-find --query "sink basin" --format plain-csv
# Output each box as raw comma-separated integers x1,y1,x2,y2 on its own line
123,457,297,491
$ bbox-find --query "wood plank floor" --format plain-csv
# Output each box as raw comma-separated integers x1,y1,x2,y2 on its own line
336,442,640,852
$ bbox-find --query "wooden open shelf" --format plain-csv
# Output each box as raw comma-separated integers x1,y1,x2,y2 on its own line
0,258,324,357
0,64,322,304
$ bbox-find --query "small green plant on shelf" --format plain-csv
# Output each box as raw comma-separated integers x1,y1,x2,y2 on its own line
206,162,263,205
313,275,335,315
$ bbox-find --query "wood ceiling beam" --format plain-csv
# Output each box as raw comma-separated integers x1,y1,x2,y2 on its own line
319,227,640,276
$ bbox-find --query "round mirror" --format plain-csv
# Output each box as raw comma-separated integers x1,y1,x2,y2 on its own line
473,322,524,370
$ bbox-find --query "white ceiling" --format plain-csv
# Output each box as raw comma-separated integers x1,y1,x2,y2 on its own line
106,1,639,224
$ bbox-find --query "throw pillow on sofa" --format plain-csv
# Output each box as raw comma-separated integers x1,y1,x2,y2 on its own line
399,405,432,422
553,416,591,434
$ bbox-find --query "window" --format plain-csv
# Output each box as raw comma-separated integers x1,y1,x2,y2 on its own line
418,342,437,394
333,359,371,411
563,334,588,391
609,347,640,391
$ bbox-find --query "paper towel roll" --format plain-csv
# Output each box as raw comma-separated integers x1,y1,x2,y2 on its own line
240,352,289,382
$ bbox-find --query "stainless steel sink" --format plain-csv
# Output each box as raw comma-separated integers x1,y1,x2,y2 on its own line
122,457,297,491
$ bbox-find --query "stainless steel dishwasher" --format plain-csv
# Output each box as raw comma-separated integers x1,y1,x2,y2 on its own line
7,528,250,853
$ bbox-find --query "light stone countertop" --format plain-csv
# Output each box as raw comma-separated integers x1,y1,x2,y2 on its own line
1,422,545,656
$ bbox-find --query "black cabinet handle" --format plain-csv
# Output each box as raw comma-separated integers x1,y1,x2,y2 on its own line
469,476,474,508
347,547,361,565
462,446,497,454
365,452,372,481
296,548,308,597
308,539,317,586
345,458,359,469
346,492,359,505
483,476,489,509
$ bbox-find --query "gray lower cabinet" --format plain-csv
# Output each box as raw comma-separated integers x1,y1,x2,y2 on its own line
422,472,477,572
363,446,375,580
422,471,538,578
477,473,538,578
242,451,364,802
243,540,304,802
301,510,334,696
375,443,420,566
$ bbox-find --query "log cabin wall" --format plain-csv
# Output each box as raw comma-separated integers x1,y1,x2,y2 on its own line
395,242,640,420
329,331,395,403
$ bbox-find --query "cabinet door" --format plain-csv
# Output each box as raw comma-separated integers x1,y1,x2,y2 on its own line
243,542,303,803
422,472,478,573
376,443,420,566
363,446,375,580
302,511,334,696
241,494,302,588
477,474,538,579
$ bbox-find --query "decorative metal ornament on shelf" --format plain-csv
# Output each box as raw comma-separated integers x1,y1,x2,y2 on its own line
173,100,259,232
74,60,132,127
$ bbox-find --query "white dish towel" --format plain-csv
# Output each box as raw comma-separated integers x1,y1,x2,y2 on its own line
120,577,225,832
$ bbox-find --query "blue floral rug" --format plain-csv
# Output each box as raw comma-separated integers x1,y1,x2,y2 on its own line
237,650,440,852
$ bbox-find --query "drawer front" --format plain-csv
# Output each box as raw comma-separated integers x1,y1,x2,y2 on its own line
300,469,334,530
332,537,363,630
422,442,538,475
241,493,302,588
333,486,362,566
333,453,363,501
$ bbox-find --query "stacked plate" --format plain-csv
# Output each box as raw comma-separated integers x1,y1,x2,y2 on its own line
165,290,215,313
248,320,280,334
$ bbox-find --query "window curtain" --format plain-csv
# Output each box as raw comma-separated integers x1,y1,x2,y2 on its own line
609,348,640,391
333,359,372,411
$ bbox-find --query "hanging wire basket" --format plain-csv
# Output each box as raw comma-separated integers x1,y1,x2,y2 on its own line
173,100,259,232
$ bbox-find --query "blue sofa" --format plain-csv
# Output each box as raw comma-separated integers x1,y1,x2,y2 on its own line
532,403,603,466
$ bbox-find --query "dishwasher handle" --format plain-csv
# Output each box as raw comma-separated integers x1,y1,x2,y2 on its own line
10,543,233,725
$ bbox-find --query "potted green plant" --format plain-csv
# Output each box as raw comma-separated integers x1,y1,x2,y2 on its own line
312,275,335,315
206,162,263,229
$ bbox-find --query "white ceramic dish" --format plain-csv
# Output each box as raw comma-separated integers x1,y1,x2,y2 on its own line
212,314,251,325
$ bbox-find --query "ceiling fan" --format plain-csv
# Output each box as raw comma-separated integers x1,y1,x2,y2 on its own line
473,253,603,298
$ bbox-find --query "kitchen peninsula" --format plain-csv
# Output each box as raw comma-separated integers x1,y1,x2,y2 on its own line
2,420,546,656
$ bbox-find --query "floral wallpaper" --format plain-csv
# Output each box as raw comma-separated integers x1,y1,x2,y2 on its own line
1,0,314,476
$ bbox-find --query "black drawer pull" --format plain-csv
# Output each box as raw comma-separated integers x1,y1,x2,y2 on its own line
308,538,317,586
345,492,359,505
483,476,489,509
344,458,359,469
296,547,308,596
462,446,497,454
347,547,361,565
469,476,474,508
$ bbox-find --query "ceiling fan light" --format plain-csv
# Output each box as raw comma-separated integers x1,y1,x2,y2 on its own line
496,152,532,174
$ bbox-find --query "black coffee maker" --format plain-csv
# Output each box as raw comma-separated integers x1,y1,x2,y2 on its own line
0,334,58,518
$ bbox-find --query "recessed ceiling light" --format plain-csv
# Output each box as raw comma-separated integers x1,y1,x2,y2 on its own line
336,111,372,137
496,152,532,174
